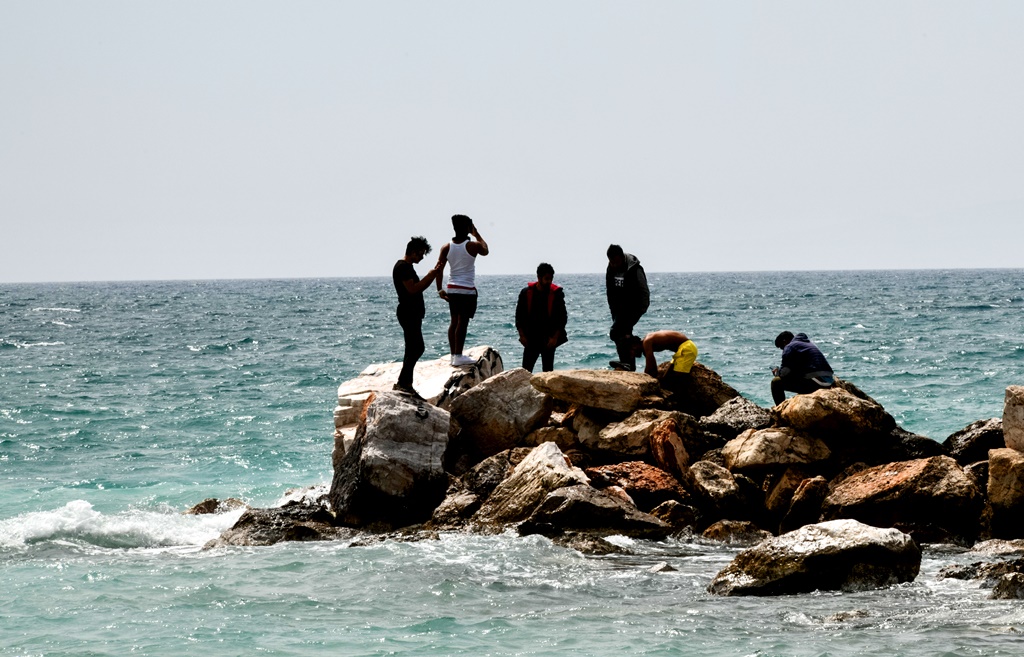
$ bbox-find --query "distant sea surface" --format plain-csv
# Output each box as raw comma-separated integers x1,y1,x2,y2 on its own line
2,270,1023,656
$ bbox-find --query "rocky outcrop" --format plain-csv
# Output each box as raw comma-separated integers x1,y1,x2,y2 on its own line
208,504,347,547
722,427,830,473
943,418,1004,466
531,370,660,413
699,396,772,442
689,460,762,525
186,497,247,515
701,520,771,544
329,392,451,528
523,426,578,451
988,448,1024,539
658,362,740,418
518,485,671,539
821,456,983,543
584,409,690,460
1003,386,1024,452
780,475,829,534
447,368,552,459
430,448,531,527
472,442,589,525
774,388,896,441
707,519,921,596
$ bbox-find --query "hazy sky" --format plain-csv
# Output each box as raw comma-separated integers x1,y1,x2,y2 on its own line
2,1,1022,283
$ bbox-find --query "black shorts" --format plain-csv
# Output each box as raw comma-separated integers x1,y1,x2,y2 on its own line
448,292,477,319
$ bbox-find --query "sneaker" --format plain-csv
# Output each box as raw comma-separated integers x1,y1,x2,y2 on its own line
609,360,635,372
452,354,477,367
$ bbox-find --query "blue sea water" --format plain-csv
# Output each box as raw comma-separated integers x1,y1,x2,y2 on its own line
2,270,1023,656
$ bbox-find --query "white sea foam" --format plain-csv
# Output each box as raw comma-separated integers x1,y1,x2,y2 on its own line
0,500,244,550
32,307,81,313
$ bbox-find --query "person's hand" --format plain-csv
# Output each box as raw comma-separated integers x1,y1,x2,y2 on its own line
518,331,528,347
546,336,558,349
771,367,779,376
438,289,449,302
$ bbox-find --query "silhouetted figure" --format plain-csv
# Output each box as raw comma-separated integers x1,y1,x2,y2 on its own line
392,236,442,397
606,244,649,371
515,262,568,372
771,331,835,405
435,215,489,367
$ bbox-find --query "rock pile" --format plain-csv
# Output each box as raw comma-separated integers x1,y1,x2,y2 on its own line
205,346,1024,596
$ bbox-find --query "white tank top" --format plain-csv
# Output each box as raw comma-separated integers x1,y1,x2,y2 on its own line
446,240,476,294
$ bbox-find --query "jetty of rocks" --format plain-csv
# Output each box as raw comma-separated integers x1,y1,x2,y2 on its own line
200,347,1024,596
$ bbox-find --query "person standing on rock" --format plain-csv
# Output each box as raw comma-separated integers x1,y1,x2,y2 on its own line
626,331,698,398
771,331,835,405
436,214,489,367
515,262,568,372
392,236,442,397
606,244,650,371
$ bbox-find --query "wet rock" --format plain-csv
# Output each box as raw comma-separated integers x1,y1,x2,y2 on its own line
701,520,772,545
209,505,345,547
649,499,699,530
707,519,921,596
430,449,529,526
722,427,830,473
938,557,1024,586
689,460,762,524
518,485,671,539
473,442,589,525
970,539,1024,556
991,573,1024,599
780,476,829,534
821,456,982,544
186,497,247,515
329,392,450,528
943,418,1004,466
699,396,772,442
531,369,661,413
649,562,677,573
883,427,947,463
584,461,689,512
448,367,552,458
1004,386,1024,452
987,448,1024,539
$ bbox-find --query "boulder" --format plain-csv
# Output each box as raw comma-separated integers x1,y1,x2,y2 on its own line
991,573,1024,599
429,448,531,526
689,460,762,524
447,368,552,458
473,442,590,525
586,409,690,459
1005,386,1024,452
763,467,812,519
701,520,772,544
335,346,503,428
329,392,451,528
571,406,628,446
649,500,700,529
780,475,829,534
584,461,689,512
882,427,947,463
531,369,660,413
186,497,247,515
988,448,1024,539
943,418,1004,466
658,362,741,418
523,426,578,451
699,396,772,442
938,557,1024,586
518,485,671,539
707,519,921,596
821,455,983,543
208,505,345,547
773,387,896,441
722,427,830,473
649,416,691,479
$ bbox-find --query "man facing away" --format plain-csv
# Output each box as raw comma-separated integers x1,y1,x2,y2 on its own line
515,262,568,372
771,331,835,406
606,244,650,371
392,236,442,397
435,214,489,367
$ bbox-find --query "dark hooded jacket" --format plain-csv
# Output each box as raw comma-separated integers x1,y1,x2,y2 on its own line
778,333,834,380
605,253,650,320
516,282,568,346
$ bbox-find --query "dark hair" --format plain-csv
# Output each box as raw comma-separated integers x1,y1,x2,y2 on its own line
607,244,624,259
406,236,431,256
536,262,554,278
775,331,794,349
452,214,473,237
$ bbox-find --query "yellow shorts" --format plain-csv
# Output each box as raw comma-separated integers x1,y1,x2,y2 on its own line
672,340,698,373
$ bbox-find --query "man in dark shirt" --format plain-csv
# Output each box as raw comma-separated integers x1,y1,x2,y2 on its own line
393,236,442,397
606,244,650,371
771,331,835,405
515,262,568,372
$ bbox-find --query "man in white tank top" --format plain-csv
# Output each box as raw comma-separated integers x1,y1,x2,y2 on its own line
435,214,489,366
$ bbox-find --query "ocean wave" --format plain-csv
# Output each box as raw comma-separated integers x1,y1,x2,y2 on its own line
32,307,81,313
0,500,243,550
2,341,66,349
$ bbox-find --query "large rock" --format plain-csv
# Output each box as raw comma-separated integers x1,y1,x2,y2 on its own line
531,369,660,413
943,418,1004,466
722,427,830,473
518,485,671,539
586,409,690,459
329,392,451,527
448,368,552,459
700,396,772,442
780,475,829,534
988,448,1024,539
707,519,921,596
208,504,345,547
774,387,896,440
658,362,741,418
473,442,590,525
430,448,531,527
1003,386,1024,452
689,460,762,524
584,461,689,512
334,346,503,432
821,455,983,543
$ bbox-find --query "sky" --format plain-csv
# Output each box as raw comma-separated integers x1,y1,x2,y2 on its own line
1,1,1022,283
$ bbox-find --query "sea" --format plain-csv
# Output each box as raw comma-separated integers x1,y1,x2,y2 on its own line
2,269,1023,656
